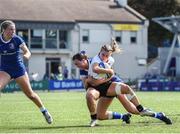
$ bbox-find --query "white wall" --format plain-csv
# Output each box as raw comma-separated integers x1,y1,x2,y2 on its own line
113,25,148,79
29,22,148,80
79,23,112,57
29,54,72,80
77,23,148,80
29,55,45,80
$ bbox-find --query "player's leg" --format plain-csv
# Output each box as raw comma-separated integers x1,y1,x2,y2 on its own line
96,97,131,124
107,82,154,116
15,72,53,124
118,94,139,114
115,86,172,124
86,87,100,127
0,71,11,90
96,97,113,120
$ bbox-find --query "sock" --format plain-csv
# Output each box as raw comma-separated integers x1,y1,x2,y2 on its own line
152,112,162,119
40,106,46,113
91,114,97,120
111,112,123,119
136,105,144,112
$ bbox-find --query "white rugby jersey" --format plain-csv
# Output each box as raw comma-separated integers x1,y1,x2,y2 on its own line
88,55,114,79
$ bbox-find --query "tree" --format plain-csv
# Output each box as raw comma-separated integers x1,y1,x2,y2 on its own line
128,0,180,47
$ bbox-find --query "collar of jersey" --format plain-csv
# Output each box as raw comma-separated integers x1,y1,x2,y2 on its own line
0,34,13,44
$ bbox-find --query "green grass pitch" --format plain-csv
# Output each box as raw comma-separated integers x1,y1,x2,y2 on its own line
0,91,180,133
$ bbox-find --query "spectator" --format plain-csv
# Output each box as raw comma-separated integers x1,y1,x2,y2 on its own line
43,73,49,80
63,66,69,79
30,72,40,81
55,73,63,80
50,73,55,80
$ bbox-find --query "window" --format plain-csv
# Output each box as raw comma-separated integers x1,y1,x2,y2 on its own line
45,58,61,80
45,30,57,49
30,29,43,48
82,29,89,43
115,31,122,43
16,29,28,47
59,30,68,49
130,32,137,44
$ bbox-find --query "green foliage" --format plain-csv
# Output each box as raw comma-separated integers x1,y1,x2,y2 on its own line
129,0,180,46
0,91,180,133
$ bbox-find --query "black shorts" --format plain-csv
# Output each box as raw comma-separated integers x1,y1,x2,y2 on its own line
88,81,114,98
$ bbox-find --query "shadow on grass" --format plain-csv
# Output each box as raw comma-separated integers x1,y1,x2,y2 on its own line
30,124,90,129
30,121,171,130
30,123,122,130
1,120,174,132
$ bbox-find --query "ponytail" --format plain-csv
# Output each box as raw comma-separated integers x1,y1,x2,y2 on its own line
100,37,121,53
110,37,121,53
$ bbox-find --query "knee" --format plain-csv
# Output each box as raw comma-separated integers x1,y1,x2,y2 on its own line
123,84,133,94
86,92,96,101
114,83,132,95
124,84,130,90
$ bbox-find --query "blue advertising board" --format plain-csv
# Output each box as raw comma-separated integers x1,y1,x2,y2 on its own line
139,79,180,91
49,79,84,90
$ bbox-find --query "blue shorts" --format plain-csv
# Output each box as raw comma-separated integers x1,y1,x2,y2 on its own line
0,66,26,79
111,75,123,83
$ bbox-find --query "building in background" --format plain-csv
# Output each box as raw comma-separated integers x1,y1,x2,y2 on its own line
0,0,149,80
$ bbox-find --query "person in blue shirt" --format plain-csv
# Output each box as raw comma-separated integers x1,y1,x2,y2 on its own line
0,20,53,124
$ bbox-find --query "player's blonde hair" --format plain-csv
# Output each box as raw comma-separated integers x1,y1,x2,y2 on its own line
0,20,15,33
101,38,121,53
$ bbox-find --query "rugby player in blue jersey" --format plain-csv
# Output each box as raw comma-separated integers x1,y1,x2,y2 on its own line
0,20,53,124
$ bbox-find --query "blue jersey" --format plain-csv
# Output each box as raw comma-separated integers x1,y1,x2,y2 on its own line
0,34,26,78
80,58,92,79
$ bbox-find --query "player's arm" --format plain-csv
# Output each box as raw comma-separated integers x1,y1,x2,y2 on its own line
92,63,114,76
79,69,89,90
80,77,89,90
20,43,31,60
86,75,112,86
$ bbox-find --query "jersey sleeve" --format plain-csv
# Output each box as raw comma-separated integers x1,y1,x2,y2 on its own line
13,35,25,47
80,69,88,79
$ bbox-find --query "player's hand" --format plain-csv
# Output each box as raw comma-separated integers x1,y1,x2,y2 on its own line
107,68,114,76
